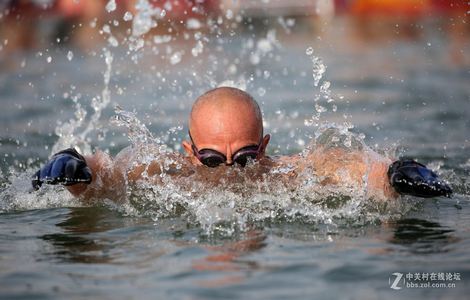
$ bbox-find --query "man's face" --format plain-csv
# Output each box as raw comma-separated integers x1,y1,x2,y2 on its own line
182,95,269,166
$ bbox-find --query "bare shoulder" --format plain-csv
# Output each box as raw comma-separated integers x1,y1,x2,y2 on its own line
122,145,191,183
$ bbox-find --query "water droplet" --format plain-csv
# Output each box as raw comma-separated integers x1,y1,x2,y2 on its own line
286,18,295,26
105,0,116,12
306,47,314,55
123,11,133,21
311,56,326,86
315,104,326,113
225,9,234,19
108,36,119,47
186,18,201,29
67,50,73,61
102,24,111,34
153,35,172,44
257,38,272,53
170,52,182,65
191,40,203,57
46,56,52,63
90,18,97,28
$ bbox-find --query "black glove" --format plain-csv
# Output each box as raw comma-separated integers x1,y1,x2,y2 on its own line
388,159,452,198
32,148,92,190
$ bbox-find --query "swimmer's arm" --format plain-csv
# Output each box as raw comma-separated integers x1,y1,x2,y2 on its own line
68,146,167,200
366,159,398,200
67,145,178,201
304,147,451,199
66,150,127,201
306,148,398,201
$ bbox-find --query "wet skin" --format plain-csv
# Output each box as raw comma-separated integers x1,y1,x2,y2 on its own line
67,87,396,201
182,87,269,166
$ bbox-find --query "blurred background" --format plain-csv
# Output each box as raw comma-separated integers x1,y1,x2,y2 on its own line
0,1,468,56
0,0,468,169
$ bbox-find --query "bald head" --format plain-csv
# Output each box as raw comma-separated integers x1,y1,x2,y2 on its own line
189,87,263,141
183,87,268,165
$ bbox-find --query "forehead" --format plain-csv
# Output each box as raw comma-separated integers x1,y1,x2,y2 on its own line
190,98,262,144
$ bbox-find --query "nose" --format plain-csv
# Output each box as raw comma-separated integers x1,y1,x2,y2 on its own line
225,144,233,165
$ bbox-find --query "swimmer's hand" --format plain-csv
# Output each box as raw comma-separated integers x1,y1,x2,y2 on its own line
32,148,92,190
388,159,452,198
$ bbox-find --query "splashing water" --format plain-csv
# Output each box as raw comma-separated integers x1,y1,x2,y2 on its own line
127,0,162,54
51,50,113,156
101,120,409,234
105,0,117,13
304,46,342,128
66,50,73,61
0,1,427,235
306,46,326,87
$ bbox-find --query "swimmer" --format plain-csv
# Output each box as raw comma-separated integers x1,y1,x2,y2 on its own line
32,87,452,201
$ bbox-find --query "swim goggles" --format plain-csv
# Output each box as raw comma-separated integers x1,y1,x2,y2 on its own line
189,131,262,167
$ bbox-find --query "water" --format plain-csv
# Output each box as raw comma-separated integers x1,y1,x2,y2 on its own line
1,7,469,299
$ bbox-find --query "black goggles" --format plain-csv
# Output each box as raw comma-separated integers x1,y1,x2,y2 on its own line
189,132,262,168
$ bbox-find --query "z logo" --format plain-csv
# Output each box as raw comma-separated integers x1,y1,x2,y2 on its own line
389,272,403,290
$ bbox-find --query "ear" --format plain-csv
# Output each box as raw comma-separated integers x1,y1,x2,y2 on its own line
182,140,194,157
259,134,270,157
182,140,201,165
